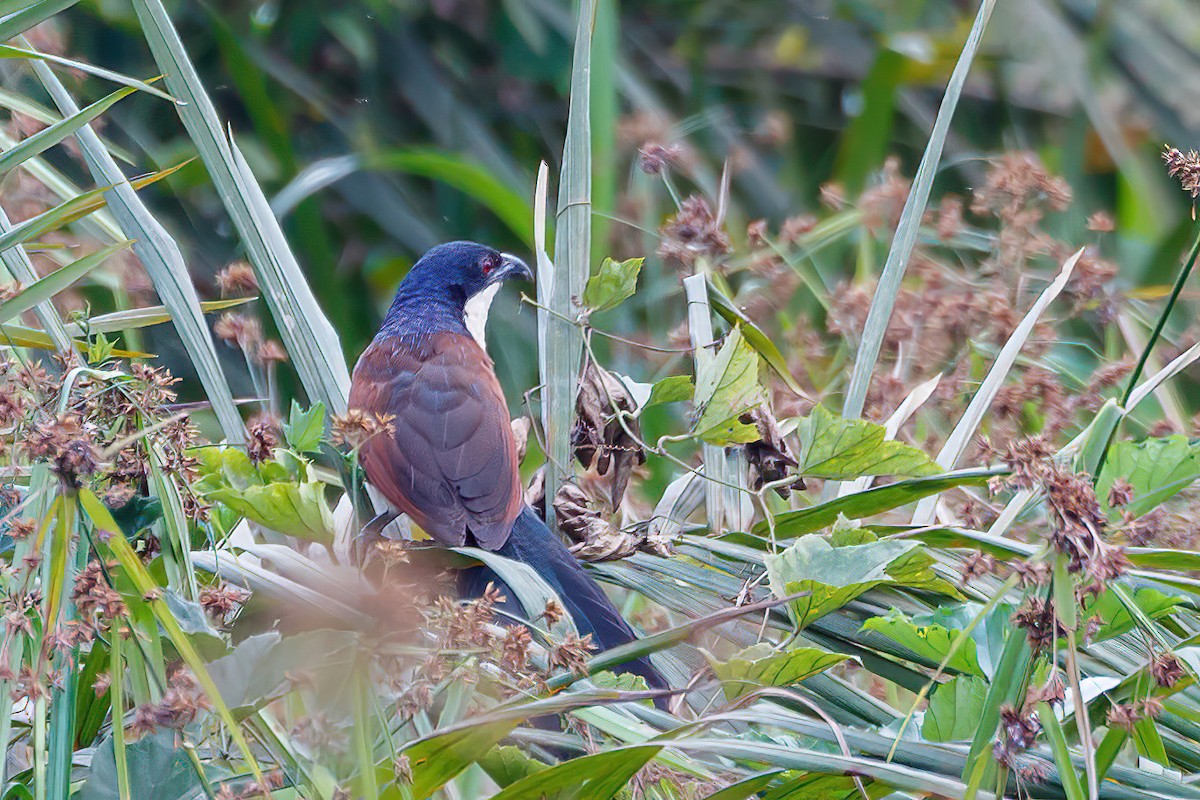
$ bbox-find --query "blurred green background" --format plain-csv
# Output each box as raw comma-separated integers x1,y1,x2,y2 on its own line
8,0,1200,406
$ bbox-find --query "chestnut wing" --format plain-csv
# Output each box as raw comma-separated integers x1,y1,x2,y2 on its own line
349,332,522,549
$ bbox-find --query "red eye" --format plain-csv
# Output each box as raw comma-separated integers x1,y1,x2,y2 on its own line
482,255,499,275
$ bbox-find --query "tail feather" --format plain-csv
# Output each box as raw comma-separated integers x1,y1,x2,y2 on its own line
460,507,667,693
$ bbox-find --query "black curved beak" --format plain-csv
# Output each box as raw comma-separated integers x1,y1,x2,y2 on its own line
496,252,533,284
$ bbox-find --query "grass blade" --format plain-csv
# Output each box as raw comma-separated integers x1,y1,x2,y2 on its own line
2,42,176,102
543,0,596,528
0,85,136,176
0,0,81,44
130,0,351,414
0,240,132,325
32,61,247,444
840,0,997,422
912,248,1082,524
0,205,72,352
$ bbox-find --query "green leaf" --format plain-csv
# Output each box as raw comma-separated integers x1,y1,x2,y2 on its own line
192,447,335,543
582,256,642,312
0,162,184,255
764,535,947,629
694,326,763,445
0,45,176,102
489,745,661,800
0,86,136,177
79,729,229,800
796,404,941,480
1096,435,1200,518
64,297,253,336
707,280,805,396
707,643,851,701
0,241,133,324
0,0,82,44
478,746,550,790
646,375,694,407
923,675,988,743
752,467,1002,537
861,609,983,677
283,400,326,454
1083,585,1181,642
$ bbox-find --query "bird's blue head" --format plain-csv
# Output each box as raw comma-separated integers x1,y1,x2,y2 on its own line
382,241,532,337
399,241,532,304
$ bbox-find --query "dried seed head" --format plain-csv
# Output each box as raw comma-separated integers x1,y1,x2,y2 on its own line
658,195,731,268
245,414,280,465
1151,651,1185,688
331,409,396,449
214,261,258,297
637,142,683,175
213,313,262,350
549,632,596,676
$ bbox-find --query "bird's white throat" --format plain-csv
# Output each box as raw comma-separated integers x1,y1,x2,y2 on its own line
464,282,501,349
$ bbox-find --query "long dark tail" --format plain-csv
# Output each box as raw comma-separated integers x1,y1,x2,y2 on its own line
461,506,667,693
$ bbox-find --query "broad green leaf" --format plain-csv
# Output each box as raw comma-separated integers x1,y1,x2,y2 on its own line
707,280,805,396
193,447,335,543
79,730,229,800
707,643,851,701
0,86,135,176
582,256,642,312
478,746,550,790
1096,435,1200,518
694,326,763,445
923,675,988,743
283,400,326,453
489,745,661,800
646,375,694,407
797,404,941,480
0,240,132,324
861,609,983,677
764,535,944,628
752,467,1002,537
1083,586,1181,642
700,772,783,800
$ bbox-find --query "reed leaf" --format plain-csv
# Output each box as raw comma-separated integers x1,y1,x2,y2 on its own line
840,0,998,422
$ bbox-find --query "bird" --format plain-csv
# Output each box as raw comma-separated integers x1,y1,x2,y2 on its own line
348,240,666,694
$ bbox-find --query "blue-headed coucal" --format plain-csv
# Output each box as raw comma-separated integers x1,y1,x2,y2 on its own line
349,241,665,691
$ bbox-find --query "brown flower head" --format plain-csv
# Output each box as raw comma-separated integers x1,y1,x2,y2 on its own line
637,142,683,175
22,413,101,487
1163,145,1200,199
331,409,396,450
245,415,279,465
549,632,595,676
500,625,533,673
199,583,249,622
214,261,258,297
658,195,731,268
1107,478,1135,508
213,313,262,350
1151,651,1186,688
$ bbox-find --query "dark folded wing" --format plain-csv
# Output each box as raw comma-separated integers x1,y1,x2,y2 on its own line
349,332,522,549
